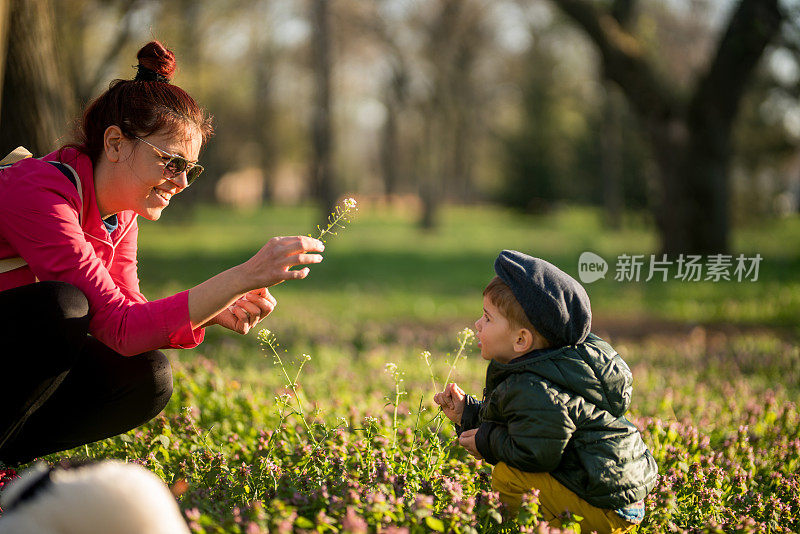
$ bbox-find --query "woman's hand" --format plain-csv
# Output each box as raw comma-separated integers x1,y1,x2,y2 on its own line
208,288,276,335
243,236,325,288
188,236,323,330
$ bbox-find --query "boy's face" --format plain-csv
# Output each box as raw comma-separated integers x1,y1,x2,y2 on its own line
474,296,520,364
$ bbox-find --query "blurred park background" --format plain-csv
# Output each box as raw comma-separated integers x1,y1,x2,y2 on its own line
2,0,800,348
4,4,800,529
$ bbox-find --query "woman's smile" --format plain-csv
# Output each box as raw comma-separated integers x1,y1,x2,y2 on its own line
153,187,173,205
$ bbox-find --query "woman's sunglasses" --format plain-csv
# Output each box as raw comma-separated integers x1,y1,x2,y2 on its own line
134,135,204,185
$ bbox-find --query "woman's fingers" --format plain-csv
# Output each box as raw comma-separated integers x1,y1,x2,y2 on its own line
237,299,262,318
260,288,277,306
230,304,252,324
269,236,325,257
231,288,279,329
242,292,276,318
248,237,325,288
291,253,325,266
284,267,310,281
247,287,276,306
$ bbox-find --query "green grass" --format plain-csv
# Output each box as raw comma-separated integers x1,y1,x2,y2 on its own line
2,203,798,532
139,203,800,350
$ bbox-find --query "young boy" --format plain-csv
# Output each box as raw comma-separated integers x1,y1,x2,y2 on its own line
434,250,657,533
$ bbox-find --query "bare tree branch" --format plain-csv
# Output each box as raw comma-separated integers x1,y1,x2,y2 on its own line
689,0,783,129
81,0,144,102
550,0,679,121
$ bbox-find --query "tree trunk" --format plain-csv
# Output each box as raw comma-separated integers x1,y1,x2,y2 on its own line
601,84,624,229
380,96,399,197
310,0,336,219
379,65,407,198
0,0,10,120
419,111,440,230
0,0,74,156
253,33,275,203
647,116,692,253
550,0,782,254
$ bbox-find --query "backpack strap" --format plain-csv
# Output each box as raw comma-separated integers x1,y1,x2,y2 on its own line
47,161,84,214
0,146,33,165
0,158,83,275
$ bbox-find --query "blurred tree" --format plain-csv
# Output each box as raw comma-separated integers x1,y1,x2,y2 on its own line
550,0,784,254
730,1,800,217
55,0,145,107
599,0,634,229
0,0,74,156
351,1,412,198
500,22,650,216
310,0,337,220
0,0,9,119
250,0,277,203
340,0,512,224
418,0,488,229
599,85,625,228
732,58,799,219
501,36,563,212
379,57,409,198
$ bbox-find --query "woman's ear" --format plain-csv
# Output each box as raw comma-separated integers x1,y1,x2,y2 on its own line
103,125,126,163
514,329,534,354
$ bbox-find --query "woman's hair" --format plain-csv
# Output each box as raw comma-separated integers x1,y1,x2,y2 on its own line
71,41,213,163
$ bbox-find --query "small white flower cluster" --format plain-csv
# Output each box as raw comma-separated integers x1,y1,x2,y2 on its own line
458,328,475,345
420,350,432,365
257,329,278,348
314,196,359,243
363,416,378,427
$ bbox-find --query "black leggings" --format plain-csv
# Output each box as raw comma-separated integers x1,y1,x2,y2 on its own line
0,281,173,465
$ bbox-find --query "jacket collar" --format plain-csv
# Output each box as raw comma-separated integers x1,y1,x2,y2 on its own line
483,333,633,417
46,147,135,246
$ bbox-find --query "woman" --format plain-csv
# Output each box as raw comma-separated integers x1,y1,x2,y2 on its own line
0,42,324,465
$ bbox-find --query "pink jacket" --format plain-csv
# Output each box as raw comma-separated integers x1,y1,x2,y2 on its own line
0,147,204,356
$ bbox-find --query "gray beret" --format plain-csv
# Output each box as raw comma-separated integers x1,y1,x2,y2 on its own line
493,250,591,347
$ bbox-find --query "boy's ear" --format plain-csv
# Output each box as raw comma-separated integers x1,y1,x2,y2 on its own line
513,328,534,353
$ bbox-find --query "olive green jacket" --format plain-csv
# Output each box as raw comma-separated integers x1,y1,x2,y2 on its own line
458,333,658,509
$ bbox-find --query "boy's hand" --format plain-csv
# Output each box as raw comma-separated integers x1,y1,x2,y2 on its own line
433,383,466,425
458,428,483,460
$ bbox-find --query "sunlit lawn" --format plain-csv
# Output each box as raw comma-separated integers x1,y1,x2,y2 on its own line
2,203,797,532
139,202,800,353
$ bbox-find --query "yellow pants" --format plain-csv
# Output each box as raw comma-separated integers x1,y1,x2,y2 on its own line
491,462,637,534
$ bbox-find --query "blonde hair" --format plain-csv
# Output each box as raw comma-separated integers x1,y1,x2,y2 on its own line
483,276,551,348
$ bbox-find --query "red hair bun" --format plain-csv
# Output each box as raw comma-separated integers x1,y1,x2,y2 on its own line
136,41,176,82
